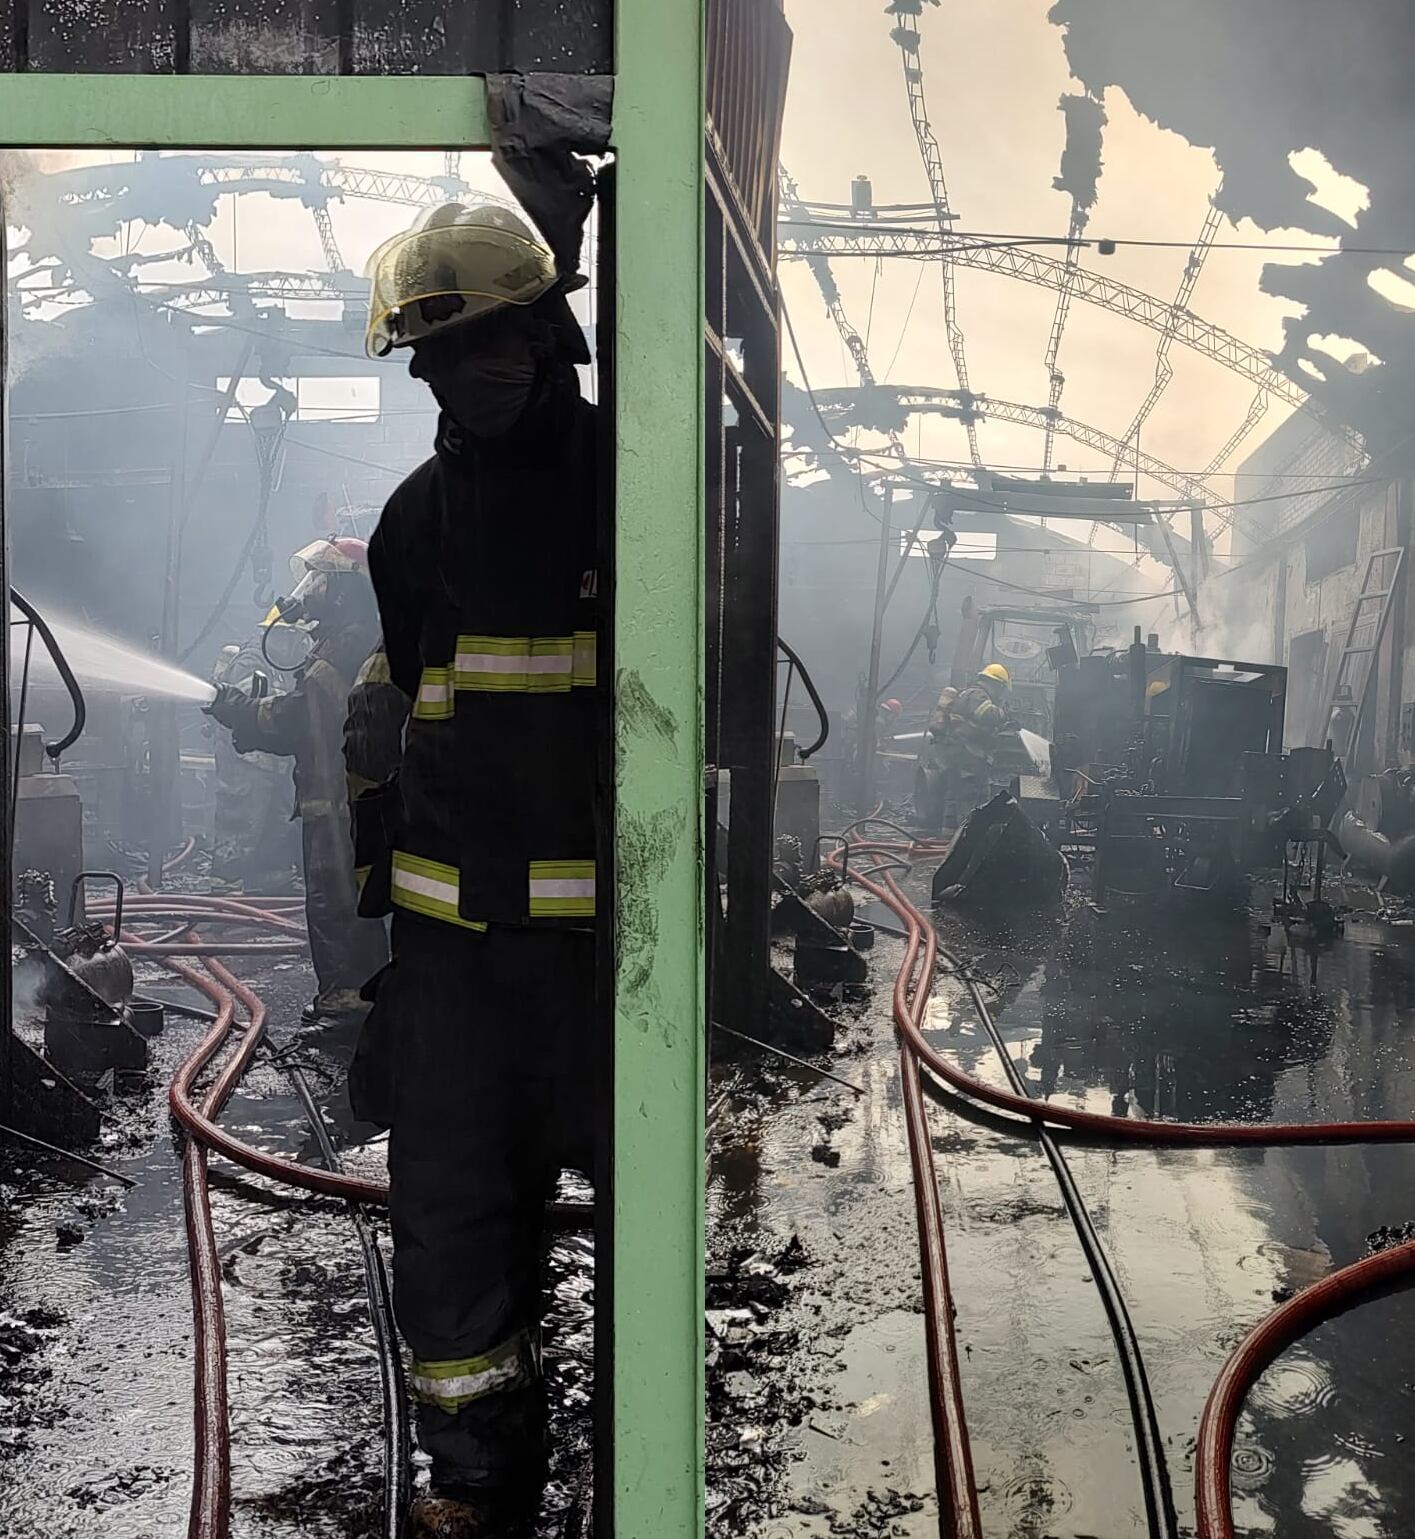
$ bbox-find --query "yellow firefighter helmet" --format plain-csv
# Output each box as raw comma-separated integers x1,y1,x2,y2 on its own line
363,202,558,358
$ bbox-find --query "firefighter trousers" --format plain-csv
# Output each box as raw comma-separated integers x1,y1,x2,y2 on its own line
301,809,388,1002
355,913,596,1491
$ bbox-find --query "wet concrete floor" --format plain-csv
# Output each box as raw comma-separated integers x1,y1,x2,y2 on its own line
708,866,1415,1538
0,947,592,1538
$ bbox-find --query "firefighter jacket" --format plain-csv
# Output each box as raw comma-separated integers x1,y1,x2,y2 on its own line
366,383,599,930
219,620,375,821
210,637,288,780
930,683,1011,759
344,641,409,800
343,640,410,907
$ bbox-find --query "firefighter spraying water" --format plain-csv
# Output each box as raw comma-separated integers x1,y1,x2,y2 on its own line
204,537,388,1028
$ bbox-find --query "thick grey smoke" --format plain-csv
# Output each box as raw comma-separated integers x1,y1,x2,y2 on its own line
1155,573,1275,664
1053,92,1108,215
1048,0,1415,453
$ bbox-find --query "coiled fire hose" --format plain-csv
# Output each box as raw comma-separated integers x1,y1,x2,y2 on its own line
831,832,1415,1539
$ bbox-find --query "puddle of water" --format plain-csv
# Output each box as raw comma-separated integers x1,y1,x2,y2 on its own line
1,959,595,1539
711,870,1415,1537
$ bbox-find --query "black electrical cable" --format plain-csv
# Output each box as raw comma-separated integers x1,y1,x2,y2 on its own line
936,935,1178,1539
965,568,1188,607
9,587,87,758
875,547,948,701
10,621,33,865
277,1051,411,1539
783,218,1415,257
777,636,830,759
781,293,885,515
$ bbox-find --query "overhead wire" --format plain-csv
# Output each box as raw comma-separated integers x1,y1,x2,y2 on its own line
795,434,1381,516
883,263,928,383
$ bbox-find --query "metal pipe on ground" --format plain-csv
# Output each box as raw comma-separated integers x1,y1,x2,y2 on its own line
1338,809,1415,894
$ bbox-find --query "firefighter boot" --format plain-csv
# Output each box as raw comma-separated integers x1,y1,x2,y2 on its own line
407,1488,536,1539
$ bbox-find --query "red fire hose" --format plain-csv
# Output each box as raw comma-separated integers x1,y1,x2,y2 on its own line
844,840,1415,1144
890,869,984,1537
1195,1237,1415,1539
157,950,246,1539
834,835,1415,1539
98,900,306,932
163,835,198,873
129,893,592,1539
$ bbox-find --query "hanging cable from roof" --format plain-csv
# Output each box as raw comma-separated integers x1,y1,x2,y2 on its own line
1042,93,1108,471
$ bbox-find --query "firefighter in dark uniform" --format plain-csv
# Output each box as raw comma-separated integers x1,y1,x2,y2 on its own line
343,636,409,914
206,538,389,1026
351,202,599,1538
922,663,1015,828
344,638,409,804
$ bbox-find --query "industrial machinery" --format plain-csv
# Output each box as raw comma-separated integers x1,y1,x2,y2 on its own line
914,598,1093,828
1054,627,1345,899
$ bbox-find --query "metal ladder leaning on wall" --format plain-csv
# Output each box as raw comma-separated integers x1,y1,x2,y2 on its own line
1321,545,1406,768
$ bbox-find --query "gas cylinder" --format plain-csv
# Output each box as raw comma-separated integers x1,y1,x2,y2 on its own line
51,923,134,1006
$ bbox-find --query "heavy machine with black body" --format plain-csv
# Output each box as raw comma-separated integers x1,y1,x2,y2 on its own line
1053,627,1345,900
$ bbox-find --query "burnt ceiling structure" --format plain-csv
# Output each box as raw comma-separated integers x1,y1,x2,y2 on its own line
1049,0,1415,459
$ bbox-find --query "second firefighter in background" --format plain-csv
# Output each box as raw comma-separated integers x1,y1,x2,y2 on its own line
206,537,389,1026
919,663,1016,829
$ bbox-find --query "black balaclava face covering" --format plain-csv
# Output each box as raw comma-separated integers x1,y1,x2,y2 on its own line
409,310,552,441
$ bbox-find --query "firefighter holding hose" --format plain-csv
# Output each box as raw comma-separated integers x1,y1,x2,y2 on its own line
205,537,388,1028
351,202,599,1537
919,663,1015,829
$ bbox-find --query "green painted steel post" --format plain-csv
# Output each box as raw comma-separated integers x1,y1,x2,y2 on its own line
0,75,491,147
611,0,707,1532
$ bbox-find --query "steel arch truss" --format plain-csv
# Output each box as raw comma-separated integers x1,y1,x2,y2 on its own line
809,383,1215,506
778,223,1306,413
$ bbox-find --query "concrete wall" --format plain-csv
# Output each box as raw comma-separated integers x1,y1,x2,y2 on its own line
1229,475,1412,765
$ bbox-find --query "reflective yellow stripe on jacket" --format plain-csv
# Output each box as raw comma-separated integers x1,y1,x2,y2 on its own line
411,665,453,721
392,852,596,927
571,630,596,687
528,859,595,918
412,633,596,714
390,851,488,931
455,633,575,693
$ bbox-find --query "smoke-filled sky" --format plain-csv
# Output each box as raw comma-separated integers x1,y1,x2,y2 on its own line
777,0,1355,508
8,0,1373,535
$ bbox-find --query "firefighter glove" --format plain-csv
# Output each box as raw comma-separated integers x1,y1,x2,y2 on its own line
205,683,246,726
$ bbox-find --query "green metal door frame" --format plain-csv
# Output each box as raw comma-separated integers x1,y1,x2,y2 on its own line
0,10,706,1533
